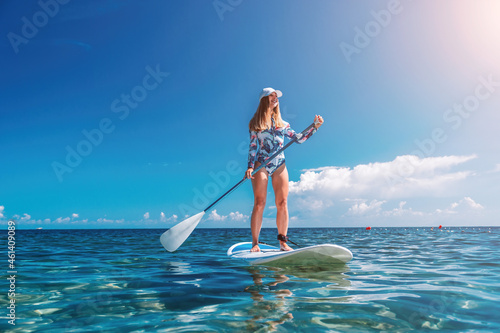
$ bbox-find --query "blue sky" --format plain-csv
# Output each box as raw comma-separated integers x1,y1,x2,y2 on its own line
1,0,500,229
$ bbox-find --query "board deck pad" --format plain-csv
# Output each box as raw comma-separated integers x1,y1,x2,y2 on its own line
227,242,352,266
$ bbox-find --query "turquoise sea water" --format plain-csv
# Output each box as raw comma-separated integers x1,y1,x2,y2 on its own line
3,227,500,332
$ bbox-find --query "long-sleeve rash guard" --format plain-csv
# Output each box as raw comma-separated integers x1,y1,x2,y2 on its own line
247,118,317,175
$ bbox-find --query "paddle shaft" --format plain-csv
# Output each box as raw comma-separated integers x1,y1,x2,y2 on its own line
204,123,316,212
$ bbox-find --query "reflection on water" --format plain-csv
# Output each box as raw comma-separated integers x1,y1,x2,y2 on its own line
10,227,500,332
166,261,193,275
244,267,294,331
242,263,352,331
280,264,352,288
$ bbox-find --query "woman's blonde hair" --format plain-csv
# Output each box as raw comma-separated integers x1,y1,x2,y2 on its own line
249,96,285,131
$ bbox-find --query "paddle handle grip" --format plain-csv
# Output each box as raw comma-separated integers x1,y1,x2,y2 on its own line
204,123,316,212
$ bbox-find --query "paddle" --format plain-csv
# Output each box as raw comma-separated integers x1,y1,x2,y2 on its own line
160,122,316,252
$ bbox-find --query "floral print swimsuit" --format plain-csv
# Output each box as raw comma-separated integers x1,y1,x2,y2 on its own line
247,118,317,176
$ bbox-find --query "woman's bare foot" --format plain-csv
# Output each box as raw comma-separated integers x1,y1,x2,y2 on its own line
280,242,293,251
251,244,261,252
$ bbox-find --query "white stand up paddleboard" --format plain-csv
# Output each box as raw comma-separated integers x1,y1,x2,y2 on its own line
227,242,352,266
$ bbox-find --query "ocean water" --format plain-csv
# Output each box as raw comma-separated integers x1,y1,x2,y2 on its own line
3,227,500,332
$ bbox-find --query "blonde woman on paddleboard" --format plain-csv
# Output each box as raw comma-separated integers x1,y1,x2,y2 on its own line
245,87,323,252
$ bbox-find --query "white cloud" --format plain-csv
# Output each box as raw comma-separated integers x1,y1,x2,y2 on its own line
229,211,247,221
289,155,476,200
344,200,426,219
208,210,226,221
0,205,4,218
285,154,490,226
97,218,115,224
207,210,249,222
161,212,177,223
0,211,179,228
437,197,484,214
462,197,484,209
382,201,424,217
347,200,385,216
55,217,70,223
488,163,500,173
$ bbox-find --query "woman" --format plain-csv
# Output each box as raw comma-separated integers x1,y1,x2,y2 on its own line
245,87,323,252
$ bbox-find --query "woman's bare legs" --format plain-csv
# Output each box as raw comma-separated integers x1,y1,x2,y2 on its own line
250,162,268,252
272,164,292,251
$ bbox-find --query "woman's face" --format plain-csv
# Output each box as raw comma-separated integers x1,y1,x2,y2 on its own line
268,92,279,109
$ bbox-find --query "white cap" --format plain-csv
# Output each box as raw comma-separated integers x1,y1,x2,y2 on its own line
259,87,283,101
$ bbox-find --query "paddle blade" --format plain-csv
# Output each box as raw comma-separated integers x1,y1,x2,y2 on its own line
160,211,205,252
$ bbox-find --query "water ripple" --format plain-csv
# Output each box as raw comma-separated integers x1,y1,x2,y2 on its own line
3,227,499,332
